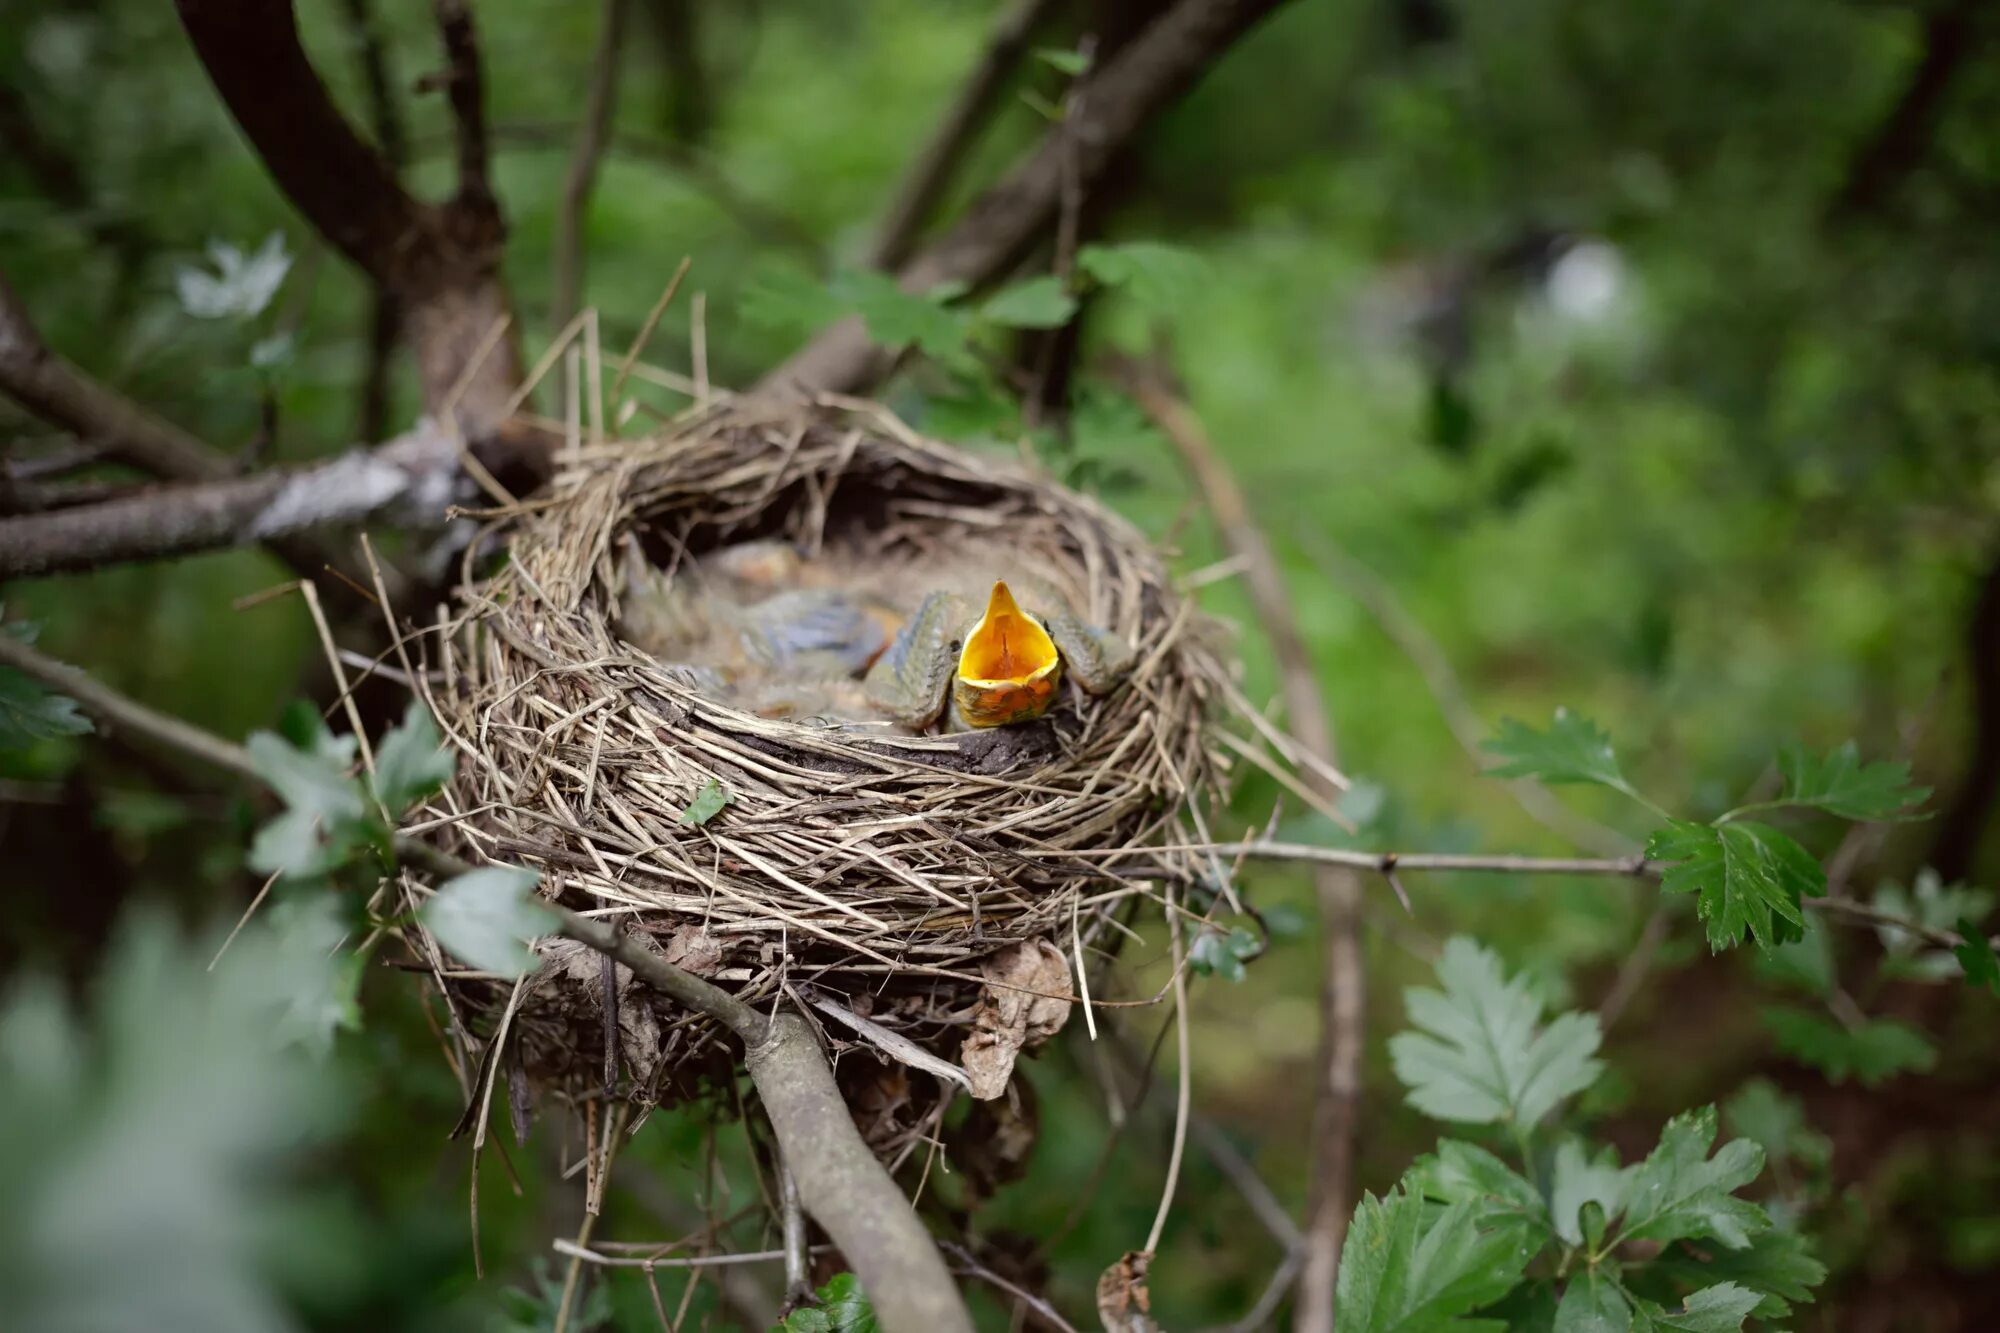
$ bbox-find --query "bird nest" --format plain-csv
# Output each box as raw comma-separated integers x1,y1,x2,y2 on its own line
410,399,1235,1136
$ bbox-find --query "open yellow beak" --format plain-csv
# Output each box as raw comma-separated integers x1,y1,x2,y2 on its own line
953,581,1062,727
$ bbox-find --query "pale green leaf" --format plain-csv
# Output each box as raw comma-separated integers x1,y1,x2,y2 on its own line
1613,1107,1767,1251
1775,741,1929,821
1721,1079,1830,1176
978,276,1077,329
1413,1140,1547,1230
0,667,94,749
1761,1007,1936,1085
1077,241,1207,309
1549,1139,1632,1247
1335,1186,1534,1333
1630,1282,1761,1331
1645,820,1820,951
1389,936,1604,1126
1553,1268,1628,1332
1033,45,1091,75
420,866,554,978
369,700,455,816
1481,709,1629,792
679,777,733,826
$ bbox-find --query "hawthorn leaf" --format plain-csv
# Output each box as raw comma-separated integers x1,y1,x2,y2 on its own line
1390,936,1604,1126
740,262,848,335
1414,1140,1548,1230
1645,819,1820,951
370,701,455,816
1721,1079,1830,1176
1630,1282,1762,1331
1335,1187,1533,1333
1189,925,1260,983
420,866,554,978
1077,241,1207,309
1774,741,1929,821
979,276,1077,329
1761,1008,1936,1085
1549,1139,1631,1247
1652,1228,1827,1320
246,725,371,877
1613,1107,1767,1251
263,896,363,1055
1482,710,1633,796
1553,1268,1628,1332
0,668,94,749
1955,924,2000,996
781,1273,878,1332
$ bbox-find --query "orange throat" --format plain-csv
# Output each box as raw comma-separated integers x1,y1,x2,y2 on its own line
954,581,1062,727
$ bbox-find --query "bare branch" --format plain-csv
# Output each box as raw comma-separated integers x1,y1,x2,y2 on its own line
552,0,632,332
756,0,1294,401
1119,361,1360,1333
336,0,411,442
0,422,459,578
867,0,1067,271
0,275,228,482
429,0,498,210
1829,0,1987,220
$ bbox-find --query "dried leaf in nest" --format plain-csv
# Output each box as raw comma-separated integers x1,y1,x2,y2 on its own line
534,938,665,1094
1096,1250,1159,1333
961,939,1073,1100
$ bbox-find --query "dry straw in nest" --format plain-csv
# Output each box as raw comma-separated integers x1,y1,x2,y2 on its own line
408,395,1256,1143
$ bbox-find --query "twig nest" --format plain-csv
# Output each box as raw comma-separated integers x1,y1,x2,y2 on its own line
415,401,1230,1125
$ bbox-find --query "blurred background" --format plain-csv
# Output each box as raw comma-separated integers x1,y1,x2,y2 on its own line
3,0,1998,1328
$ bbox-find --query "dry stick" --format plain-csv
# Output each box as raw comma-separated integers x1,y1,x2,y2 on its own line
865,0,1067,270
1121,363,1363,1333
0,636,972,1333
550,0,630,332
755,0,1294,401
609,259,693,404
1143,885,1194,1256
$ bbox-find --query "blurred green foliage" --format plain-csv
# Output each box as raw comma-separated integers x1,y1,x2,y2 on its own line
5,0,2000,1327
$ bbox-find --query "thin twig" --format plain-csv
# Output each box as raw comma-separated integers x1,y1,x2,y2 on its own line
1143,885,1193,1256
551,0,630,331
779,1159,811,1305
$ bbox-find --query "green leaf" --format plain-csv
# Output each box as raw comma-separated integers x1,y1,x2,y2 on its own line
1653,1228,1827,1320
1033,45,1091,76
1413,1140,1548,1227
369,700,455,816
740,261,849,335
1761,1007,1936,1085
679,777,734,826
1481,710,1634,796
246,722,373,878
174,232,292,319
978,276,1077,329
1774,741,1929,821
1752,913,1834,996
1189,924,1260,983
263,897,363,1055
0,666,94,749
1549,1139,1632,1247
1335,1186,1534,1332
1389,936,1604,1126
1613,1107,1768,1251
420,866,554,977
833,270,972,366
1721,1078,1830,1176
778,1273,878,1332
1077,241,1207,309
1630,1282,1762,1331
1554,1268,1629,1332
1955,923,2000,995
1645,819,1821,951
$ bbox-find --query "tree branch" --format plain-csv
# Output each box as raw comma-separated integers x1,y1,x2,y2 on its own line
754,0,1293,401
336,0,411,442
551,0,631,333
866,0,1068,271
1828,0,1986,221
1117,360,1361,1333
0,422,459,578
2,633,975,1333
429,0,498,211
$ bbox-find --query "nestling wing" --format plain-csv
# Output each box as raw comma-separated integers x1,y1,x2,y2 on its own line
864,590,970,727
1040,600,1135,695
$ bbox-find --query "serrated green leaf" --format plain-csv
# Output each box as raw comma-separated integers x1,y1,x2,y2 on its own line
1613,1107,1768,1251
1077,241,1206,309
679,777,733,826
1335,1186,1535,1332
1630,1282,1762,1331
1653,1228,1827,1319
0,667,95,749
1482,710,1634,796
263,897,363,1055
369,700,455,816
1554,1268,1628,1332
1413,1140,1548,1231
1550,1139,1632,1247
1752,913,1834,996
1645,820,1820,951
1033,45,1091,75
778,1273,877,1332
246,725,371,877
1761,1007,1935,1085
420,866,554,977
1721,1079,1830,1176
740,261,849,335
1774,741,1929,821
978,275,1077,329
1871,871,1991,958
833,270,972,366
1955,923,2000,995
1390,937,1604,1126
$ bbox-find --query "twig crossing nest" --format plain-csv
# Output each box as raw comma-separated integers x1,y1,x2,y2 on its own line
413,400,1234,1123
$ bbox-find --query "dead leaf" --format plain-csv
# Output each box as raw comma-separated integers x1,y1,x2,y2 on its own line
1096,1250,1160,1333
658,923,727,976
950,1076,1040,1201
961,938,1072,1100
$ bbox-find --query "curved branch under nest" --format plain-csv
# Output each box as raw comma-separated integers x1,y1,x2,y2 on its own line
408,399,1237,1139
